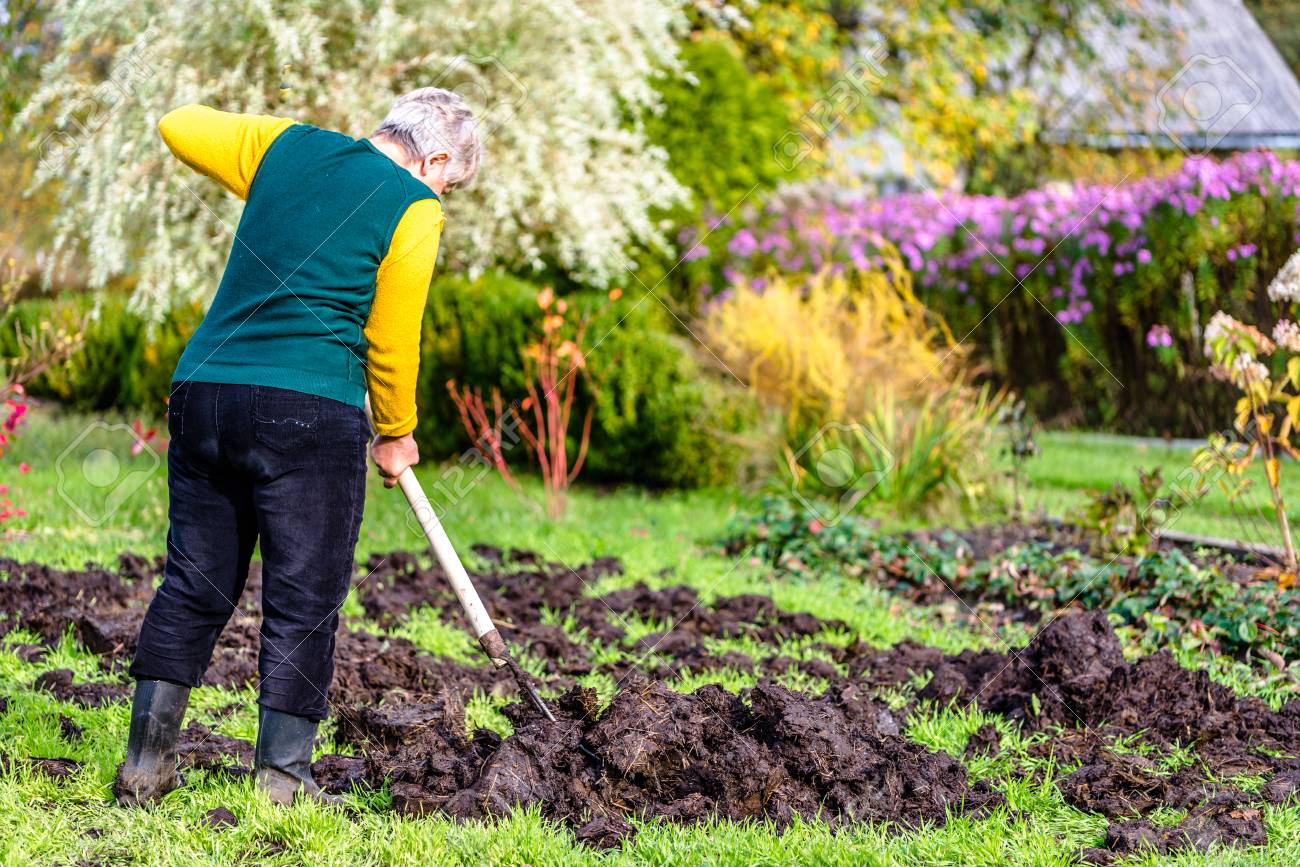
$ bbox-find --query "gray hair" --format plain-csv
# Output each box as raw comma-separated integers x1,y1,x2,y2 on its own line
374,87,482,189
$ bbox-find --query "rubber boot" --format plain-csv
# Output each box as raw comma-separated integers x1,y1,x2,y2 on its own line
114,679,191,806
254,707,343,806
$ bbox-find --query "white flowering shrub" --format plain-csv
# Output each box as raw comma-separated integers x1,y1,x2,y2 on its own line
19,0,688,319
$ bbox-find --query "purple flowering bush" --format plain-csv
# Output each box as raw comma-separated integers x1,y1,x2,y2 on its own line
678,152,1300,435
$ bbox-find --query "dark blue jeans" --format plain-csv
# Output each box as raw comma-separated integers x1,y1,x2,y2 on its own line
130,382,369,721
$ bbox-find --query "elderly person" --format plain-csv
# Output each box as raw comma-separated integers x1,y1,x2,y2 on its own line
114,88,480,806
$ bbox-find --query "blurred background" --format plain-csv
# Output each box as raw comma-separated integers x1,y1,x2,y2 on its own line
6,0,1300,546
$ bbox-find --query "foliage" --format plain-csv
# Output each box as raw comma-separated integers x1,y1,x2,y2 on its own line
19,0,688,318
646,36,794,213
700,260,1002,514
1,260,85,391
1,0,60,261
422,272,755,490
720,495,1300,661
717,494,881,579
11,273,752,489
1075,467,1195,559
846,0,1175,192
1,292,192,412
0,258,71,531
1196,311,1300,572
709,152,1300,435
449,287,618,518
690,1,1173,193
687,1,851,124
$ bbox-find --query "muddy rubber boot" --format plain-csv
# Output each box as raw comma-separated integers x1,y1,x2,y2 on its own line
254,707,343,807
114,679,191,806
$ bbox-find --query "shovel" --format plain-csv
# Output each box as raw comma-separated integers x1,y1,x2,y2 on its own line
392,466,559,722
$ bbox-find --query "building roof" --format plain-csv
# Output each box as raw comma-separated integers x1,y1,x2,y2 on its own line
1049,0,1300,150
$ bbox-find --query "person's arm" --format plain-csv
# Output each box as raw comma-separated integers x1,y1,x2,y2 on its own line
157,104,294,199
365,197,444,484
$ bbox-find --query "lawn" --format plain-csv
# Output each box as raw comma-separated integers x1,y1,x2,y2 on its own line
1011,431,1300,551
4,407,1300,865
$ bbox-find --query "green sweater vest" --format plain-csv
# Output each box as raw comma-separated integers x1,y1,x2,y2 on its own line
173,124,438,407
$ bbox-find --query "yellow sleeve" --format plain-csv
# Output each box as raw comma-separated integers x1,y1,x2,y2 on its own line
158,104,294,199
364,198,444,437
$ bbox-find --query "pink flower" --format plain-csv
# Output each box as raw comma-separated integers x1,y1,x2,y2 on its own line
18,463,30,474
1146,323,1173,348
808,519,824,535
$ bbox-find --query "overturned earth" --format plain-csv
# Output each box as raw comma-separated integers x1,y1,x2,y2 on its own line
3,547,1300,858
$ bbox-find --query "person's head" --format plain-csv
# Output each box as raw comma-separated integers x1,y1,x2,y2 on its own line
371,87,481,195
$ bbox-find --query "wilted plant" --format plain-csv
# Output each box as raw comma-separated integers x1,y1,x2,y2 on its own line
1196,310,1300,572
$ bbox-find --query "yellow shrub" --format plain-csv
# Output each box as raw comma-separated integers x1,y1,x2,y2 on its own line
700,254,1002,513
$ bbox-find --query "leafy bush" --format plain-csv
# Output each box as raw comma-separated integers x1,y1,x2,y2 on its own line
422,272,755,489
646,37,794,213
699,258,1003,514
708,153,1300,436
2,292,193,412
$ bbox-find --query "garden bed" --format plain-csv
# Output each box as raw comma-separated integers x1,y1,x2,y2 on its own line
3,547,1300,862
723,500,1300,663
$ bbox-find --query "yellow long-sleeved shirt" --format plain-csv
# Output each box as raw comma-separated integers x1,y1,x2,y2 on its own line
158,104,442,436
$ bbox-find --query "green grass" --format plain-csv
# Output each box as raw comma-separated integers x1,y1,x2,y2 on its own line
5,406,1300,865
1015,431,1300,548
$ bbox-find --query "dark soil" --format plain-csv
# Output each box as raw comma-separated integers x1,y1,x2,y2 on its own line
203,807,238,830
32,669,131,708
3,547,1297,858
0,753,80,779
917,609,1300,858
336,676,998,842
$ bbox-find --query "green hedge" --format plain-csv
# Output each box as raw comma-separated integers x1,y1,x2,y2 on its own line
1,293,195,412
14,274,753,489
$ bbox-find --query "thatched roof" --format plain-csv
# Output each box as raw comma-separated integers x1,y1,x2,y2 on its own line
1050,0,1300,150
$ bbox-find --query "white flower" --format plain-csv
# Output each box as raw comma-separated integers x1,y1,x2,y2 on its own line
1230,353,1269,387
1275,319,1300,353
1269,249,1300,304
1203,310,1239,357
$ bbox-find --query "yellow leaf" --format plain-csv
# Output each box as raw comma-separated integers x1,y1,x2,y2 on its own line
1267,456,1281,489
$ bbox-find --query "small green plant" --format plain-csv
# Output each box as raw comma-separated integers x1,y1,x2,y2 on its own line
1076,467,1189,559
999,399,1039,519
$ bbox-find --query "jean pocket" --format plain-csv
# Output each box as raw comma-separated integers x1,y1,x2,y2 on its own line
253,387,320,452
